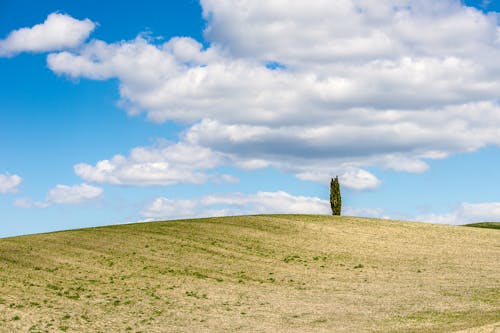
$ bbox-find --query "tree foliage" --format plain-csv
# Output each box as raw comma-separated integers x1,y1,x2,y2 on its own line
330,176,341,216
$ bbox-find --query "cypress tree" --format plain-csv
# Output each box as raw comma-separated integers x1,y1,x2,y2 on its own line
330,176,341,216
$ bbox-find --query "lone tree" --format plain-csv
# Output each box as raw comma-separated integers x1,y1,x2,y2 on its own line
330,176,341,215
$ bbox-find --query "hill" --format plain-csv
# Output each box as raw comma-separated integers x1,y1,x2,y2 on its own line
464,222,500,230
0,215,499,332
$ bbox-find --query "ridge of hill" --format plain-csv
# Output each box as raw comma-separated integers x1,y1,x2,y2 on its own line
464,222,500,230
0,215,499,332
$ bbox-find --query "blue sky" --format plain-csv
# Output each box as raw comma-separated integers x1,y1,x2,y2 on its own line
1,0,500,237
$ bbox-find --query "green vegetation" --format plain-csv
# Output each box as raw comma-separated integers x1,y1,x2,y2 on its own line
464,222,500,230
330,176,342,215
0,215,499,332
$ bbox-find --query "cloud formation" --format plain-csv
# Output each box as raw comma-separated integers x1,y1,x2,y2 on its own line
74,142,223,186
416,202,500,225
0,173,22,193
45,183,103,205
142,191,331,220
0,13,95,56
43,1,500,188
16,183,103,208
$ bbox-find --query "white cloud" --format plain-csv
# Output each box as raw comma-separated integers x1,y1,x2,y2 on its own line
415,202,500,225
201,0,498,66
141,197,198,220
21,183,103,208
45,183,103,205
0,173,22,193
296,168,380,190
142,191,331,220
15,183,103,208
74,142,226,186
381,155,429,173
338,169,381,190
0,13,95,56
44,1,500,188
461,202,500,220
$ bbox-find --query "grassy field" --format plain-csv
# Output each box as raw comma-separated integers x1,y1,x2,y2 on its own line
0,215,499,332
464,222,500,230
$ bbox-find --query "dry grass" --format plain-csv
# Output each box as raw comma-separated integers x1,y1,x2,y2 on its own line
0,215,499,332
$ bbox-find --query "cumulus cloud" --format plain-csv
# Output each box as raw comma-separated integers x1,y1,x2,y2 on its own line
45,183,103,205
43,1,500,188
16,183,103,208
74,141,226,186
0,173,22,193
416,202,500,225
0,13,95,56
337,169,381,190
142,191,330,220
141,197,198,220
72,135,378,189
296,168,381,190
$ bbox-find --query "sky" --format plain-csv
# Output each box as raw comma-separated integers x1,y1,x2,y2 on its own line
1,0,500,237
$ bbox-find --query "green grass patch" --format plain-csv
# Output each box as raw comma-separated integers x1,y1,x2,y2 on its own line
463,222,500,230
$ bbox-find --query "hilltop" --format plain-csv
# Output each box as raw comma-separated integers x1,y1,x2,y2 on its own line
0,215,499,332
